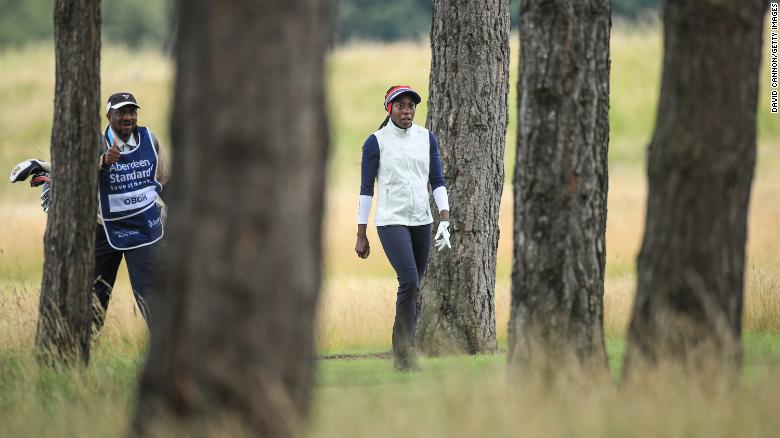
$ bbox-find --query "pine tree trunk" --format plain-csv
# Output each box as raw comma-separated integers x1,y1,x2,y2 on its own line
132,1,329,435
624,0,767,377
35,0,101,367
508,0,611,373
417,0,510,355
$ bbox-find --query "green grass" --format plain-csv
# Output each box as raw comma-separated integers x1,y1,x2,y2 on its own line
2,333,779,437
317,332,780,389
317,354,505,398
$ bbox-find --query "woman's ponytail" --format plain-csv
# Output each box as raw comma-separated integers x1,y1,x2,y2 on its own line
378,85,400,129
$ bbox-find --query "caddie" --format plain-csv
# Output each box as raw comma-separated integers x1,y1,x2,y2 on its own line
94,92,169,331
8,92,168,333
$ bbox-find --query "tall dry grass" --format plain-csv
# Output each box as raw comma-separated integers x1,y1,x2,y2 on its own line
6,169,774,352
312,360,780,438
317,166,780,352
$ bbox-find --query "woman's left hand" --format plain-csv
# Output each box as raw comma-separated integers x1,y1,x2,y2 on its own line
435,221,451,251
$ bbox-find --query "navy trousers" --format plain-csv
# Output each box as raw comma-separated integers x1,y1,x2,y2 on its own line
377,224,432,359
93,226,161,331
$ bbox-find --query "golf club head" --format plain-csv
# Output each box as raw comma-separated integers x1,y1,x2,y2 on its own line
30,172,51,187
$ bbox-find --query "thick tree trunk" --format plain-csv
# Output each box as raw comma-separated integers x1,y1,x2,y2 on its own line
624,0,767,378
417,0,510,355
132,1,329,436
35,0,101,367
508,0,611,373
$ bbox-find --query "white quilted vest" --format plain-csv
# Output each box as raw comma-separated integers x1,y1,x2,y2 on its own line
373,122,433,226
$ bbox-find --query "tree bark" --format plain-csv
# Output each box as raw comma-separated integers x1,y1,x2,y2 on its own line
132,1,329,436
508,0,611,373
624,0,767,378
35,0,101,367
417,0,510,355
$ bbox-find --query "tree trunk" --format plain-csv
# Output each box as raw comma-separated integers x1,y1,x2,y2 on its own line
417,0,510,355
508,0,611,373
132,1,329,436
624,0,767,378
35,0,101,367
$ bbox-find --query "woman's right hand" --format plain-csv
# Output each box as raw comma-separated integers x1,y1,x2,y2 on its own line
355,234,370,259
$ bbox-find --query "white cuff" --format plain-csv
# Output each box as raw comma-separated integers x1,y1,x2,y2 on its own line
432,186,449,212
357,195,373,224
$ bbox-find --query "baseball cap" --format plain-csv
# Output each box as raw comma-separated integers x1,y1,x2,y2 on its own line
384,85,421,113
106,92,140,113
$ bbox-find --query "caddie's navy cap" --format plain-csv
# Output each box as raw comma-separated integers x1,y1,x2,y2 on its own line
106,92,140,114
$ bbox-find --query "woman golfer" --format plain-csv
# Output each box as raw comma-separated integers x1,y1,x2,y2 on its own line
355,85,451,371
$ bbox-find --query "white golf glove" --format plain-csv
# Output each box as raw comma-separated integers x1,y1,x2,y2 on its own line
434,220,451,252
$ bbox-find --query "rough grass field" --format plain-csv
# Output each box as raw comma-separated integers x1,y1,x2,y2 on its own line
3,336,780,437
1,21,780,436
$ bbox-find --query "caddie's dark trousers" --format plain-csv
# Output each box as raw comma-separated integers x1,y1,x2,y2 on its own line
377,224,432,364
93,226,161,332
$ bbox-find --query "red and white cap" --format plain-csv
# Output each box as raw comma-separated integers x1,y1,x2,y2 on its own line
384,85,421,114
